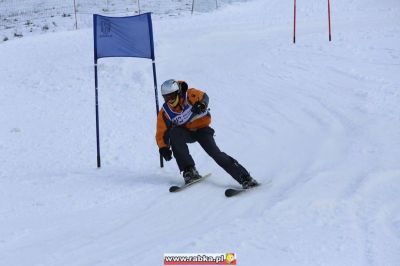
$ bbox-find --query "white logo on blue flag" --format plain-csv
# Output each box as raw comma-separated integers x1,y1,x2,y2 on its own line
100,20,112,37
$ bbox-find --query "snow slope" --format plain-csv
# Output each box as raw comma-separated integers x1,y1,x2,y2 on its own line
1,0,400,265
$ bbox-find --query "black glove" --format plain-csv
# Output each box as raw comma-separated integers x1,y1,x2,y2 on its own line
191,101,206,114
159,147,172,161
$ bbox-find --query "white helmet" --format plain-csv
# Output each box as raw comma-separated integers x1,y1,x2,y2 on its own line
161,79,180,96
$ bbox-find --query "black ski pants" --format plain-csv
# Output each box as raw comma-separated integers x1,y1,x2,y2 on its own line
170,126,249,183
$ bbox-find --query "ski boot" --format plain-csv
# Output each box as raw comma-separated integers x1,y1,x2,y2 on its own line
240,173,259,189
183,166,202,184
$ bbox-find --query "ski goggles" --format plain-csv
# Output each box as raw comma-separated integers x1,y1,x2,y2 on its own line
163,91,179,103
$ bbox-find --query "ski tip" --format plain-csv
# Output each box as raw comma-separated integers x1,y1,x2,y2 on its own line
225,182,263,197
169,186,180,192
169,173,212,193
224,189,232,197
225,188,243,197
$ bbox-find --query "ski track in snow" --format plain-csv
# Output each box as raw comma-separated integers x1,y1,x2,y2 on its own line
1,0,400,265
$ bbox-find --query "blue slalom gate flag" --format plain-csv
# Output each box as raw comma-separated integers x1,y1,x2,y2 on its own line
92,12,163,168
93,12,155,60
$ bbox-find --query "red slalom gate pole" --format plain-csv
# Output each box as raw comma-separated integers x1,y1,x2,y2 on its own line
328,0,332,41
293,0,296,43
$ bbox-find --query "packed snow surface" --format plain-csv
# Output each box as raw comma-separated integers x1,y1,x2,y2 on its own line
0,0,399,265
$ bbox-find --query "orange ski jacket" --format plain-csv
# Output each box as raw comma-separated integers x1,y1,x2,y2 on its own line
156,81,211,148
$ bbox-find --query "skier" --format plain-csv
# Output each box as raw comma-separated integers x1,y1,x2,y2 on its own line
156,79,259,189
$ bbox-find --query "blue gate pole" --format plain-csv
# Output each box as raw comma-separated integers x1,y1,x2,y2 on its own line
94,59,101,168
147,13,163,168
93,15,101,168
152,60,163,168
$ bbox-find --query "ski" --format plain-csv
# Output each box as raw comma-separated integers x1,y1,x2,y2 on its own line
169,173,212,192
225,183,261,197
